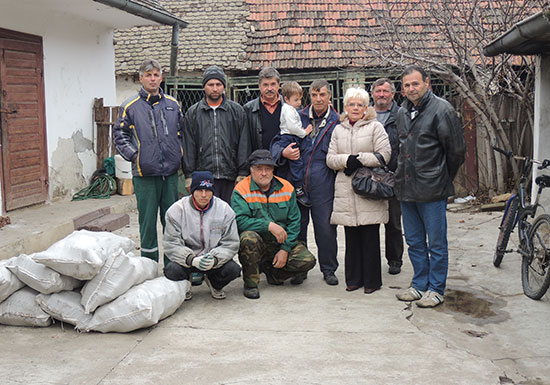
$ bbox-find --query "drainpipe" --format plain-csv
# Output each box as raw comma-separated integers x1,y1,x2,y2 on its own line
170,25,178,76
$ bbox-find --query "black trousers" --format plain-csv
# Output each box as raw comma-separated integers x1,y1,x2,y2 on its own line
344,224,382,289
164,260,241,290
385,197,404,266
214,179,236,204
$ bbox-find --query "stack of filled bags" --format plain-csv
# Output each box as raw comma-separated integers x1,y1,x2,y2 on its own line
0,230,189,333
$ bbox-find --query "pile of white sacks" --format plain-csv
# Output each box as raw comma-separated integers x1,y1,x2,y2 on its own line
0,230,189,333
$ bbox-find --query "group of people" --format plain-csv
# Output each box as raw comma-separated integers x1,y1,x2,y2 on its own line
113,58,465,308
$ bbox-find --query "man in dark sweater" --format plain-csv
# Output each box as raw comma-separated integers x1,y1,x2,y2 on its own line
244,67,286,152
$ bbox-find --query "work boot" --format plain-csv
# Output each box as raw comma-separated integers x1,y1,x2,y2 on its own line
388,261,401,275
243,286,260,299
290,272,308,285
323,272,339,286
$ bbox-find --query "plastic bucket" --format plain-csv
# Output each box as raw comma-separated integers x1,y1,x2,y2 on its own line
114,154,132,179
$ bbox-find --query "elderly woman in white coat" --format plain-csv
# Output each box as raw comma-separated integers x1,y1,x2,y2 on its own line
326,87,391,294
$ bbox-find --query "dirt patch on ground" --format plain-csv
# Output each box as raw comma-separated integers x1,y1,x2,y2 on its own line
440,288,509,325
0,216,10,229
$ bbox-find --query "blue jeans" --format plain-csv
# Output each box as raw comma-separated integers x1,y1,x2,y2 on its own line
400,200,448,295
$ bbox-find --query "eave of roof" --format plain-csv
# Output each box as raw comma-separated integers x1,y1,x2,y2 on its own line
484,9,550,57
94,0,187,27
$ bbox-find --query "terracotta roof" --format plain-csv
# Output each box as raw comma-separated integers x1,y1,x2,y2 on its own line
245,0,374,70
114,0,541,75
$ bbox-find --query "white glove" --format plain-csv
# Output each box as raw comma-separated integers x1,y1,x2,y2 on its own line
191,254,216,271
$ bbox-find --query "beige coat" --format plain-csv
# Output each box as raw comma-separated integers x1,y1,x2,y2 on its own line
326,108,391,227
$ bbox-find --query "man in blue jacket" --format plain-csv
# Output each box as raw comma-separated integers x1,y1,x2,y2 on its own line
271,79,340,286
114,59,184,263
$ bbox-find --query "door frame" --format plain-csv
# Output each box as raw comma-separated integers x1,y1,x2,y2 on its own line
0,27,48,213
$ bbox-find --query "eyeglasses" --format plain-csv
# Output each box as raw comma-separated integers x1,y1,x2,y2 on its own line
347,103,365,108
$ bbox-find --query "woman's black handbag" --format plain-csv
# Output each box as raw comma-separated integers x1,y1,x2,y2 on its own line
351,152,395,200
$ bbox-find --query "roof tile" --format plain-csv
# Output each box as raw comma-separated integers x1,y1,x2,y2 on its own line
115,0,544,75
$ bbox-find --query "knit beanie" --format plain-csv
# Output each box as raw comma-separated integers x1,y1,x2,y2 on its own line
202,65,226,87
190,171,215,194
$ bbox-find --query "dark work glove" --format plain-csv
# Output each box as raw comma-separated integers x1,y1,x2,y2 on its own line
344,155,362,176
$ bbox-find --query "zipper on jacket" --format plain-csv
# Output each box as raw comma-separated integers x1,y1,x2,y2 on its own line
213,109,221,178
149,110,158,138
160,109,169,136
200,211,205,253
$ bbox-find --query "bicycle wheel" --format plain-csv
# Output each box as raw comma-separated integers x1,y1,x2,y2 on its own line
494,196,519,267
522,214,550,299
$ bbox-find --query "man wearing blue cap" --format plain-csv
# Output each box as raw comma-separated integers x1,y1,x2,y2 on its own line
163,171,241,300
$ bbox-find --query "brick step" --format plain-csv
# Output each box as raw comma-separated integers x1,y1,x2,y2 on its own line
77,213,130,232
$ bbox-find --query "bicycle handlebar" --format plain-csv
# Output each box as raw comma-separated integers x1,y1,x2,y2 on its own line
492,146,512,158
492,146,550,170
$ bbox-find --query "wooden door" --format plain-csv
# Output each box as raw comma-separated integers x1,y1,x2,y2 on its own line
0,28,48,211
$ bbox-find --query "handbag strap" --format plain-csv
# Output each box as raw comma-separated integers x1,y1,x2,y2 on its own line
373,152,391,172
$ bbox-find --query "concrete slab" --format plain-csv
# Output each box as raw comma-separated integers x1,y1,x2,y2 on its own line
0,195,136,260
0,203,549,385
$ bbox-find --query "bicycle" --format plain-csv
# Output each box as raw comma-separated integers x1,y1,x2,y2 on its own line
493,145,550,299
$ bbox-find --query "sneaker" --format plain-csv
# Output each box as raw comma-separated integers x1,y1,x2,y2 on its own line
295,187,312,207
416,290,444,308
205,276,226,300
290,272,308,285
388,262,401,275
243,286,260,299
323,272,339,286
190,272,204,286
396,287,423,301
185,287,193,301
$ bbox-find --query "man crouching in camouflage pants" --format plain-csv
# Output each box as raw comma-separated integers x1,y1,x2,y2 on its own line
231,149,316,299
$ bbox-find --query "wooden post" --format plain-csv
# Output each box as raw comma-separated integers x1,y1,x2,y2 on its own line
93,98,119,170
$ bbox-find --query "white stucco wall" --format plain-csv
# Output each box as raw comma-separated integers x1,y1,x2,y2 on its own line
532,55,550,210
0,6,117,202
116,76,142,105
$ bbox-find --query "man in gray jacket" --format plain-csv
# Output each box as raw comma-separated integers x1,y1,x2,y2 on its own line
163,171,241,300
183,66,250,203
394,65,465,308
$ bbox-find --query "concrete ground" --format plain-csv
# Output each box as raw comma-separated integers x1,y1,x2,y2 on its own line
1,197,549,385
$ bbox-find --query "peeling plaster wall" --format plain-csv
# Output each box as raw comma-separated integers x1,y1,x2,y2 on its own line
0,3,117,202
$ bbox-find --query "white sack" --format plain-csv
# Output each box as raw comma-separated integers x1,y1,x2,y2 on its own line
84,277,189,333
36,291,92,329
6,254,81,294
0,258,25,303
32,230,136,280
0,287,51,327
81,250,158,314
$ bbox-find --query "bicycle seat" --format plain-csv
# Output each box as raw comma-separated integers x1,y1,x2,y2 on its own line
535,175,550,187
